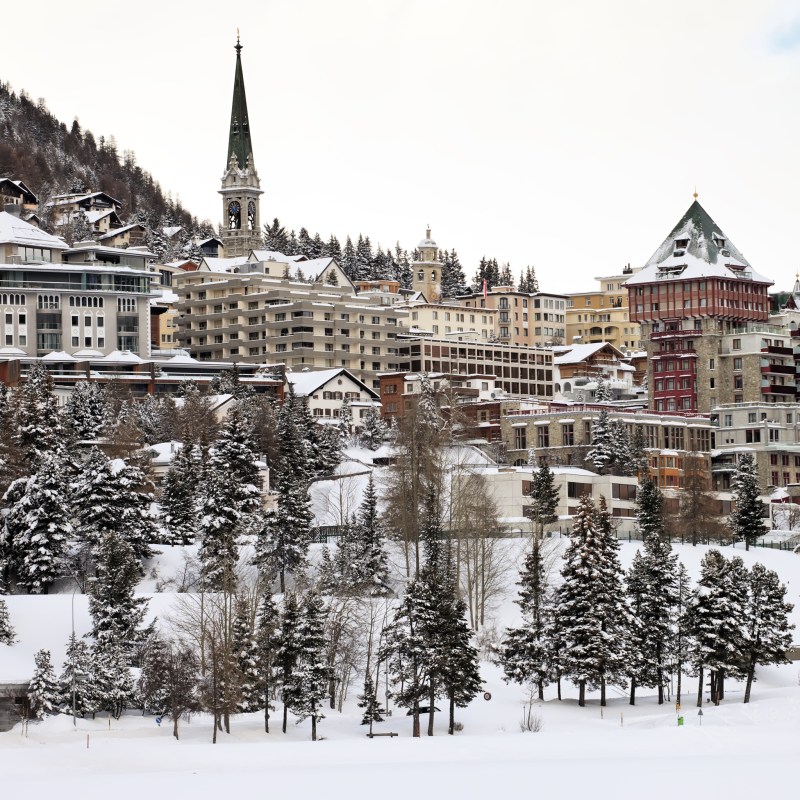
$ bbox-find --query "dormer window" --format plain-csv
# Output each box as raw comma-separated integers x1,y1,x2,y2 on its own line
674,239,688,250
713,237,725,248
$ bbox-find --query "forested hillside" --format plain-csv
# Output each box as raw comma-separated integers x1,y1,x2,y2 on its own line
0,81,197,232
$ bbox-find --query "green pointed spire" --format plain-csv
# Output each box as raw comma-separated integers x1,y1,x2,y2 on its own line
227,33,254,170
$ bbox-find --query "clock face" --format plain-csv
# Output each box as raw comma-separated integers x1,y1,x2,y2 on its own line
228,201,241,230
247,201,256,231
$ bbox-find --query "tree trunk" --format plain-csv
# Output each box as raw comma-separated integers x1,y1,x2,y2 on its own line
448,691,455,735
264,684,270,733
744,664,755,704
282,703,288,734
656,644,664,705
629,676,636,706
718,669,725,702
427,682,435,736
578,679,585,707
557,675,562,701
696,667,703,708
537,678,544,702
173,714,179,740
600,677,606,707
412,701,420,738
311,700,317,741
280,568,285,594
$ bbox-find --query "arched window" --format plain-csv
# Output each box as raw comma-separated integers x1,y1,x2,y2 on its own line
431,271,436,281
247,201,256,231
228,201,242,230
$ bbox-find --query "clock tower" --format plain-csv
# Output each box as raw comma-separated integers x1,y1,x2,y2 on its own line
219,35,263,257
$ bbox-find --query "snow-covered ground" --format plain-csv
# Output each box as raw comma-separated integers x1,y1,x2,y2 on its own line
2,540,799,799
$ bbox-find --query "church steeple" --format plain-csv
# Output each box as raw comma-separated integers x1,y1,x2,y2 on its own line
219,33,263,258
227,32,254,171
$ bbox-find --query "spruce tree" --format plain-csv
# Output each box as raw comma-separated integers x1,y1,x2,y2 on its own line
742,563,794,703
160,443,199,545
278,591,302,734
0,598,15,644
360,406,388,450
6,452,72,594
12,362,64,469
88,531,150,659
59,632,92,717
255,592,281,733
553,494,629,706
627,478,678,704
232,594,262,713
730,453,765,551
585,408,614,473
529,461,560,539
28,649,59,719
64,380,107,441
686,550,747,706
282,590,330,741
358,673,384,730
502,537,553,700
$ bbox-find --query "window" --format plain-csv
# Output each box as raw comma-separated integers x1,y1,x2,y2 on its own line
732,338,741,350
537,427,549,448
561,423,574,447
612,483,637,501
567,482,591,498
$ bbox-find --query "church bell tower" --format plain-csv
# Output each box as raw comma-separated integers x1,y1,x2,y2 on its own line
219,34,263,257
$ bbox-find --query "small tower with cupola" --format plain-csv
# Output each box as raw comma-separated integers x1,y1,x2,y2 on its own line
411,227,443,301
219,35,263,257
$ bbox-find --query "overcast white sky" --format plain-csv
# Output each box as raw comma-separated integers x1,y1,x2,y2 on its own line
5,0,800,293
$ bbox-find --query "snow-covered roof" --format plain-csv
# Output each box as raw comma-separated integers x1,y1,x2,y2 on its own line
286,368,378,400
0,211,68,249
201,256,249,273
553,342,623,365
97,222,146,240
99,350,144,363
625,200,772,286
41,350,76,361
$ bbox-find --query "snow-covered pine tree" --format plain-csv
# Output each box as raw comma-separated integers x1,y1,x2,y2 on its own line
742,563,794,703
325,234,342,260
685,550,747,706
88,531,150,660
316,422,344,477
438,592,481,735
63,380,107,441
354,475,391,595
528,460,560,539
255,592,281,733
380,576,434,737
359,405,388,450
137,635,171,714
28,649,59,719
279,591,302,734
609,419,632,475
357,673,384,730
89,640,135,719
628,425,649,479
72,448,125,555
502,536,553,700
232,594,262,713
553,494,629,706
671,562,691,706
282,590,330,741
12,361,64,469
585,408,614,474
594,377,612,403
262,218,290,252
730,453,766,551
0,598,15,644
113,458,158,563
627,477,678,704
159,443,199,545
6,452,72,594
338,397,353,440
59,632,92,717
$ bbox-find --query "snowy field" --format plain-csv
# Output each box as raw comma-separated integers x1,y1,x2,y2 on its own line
2,540,799,799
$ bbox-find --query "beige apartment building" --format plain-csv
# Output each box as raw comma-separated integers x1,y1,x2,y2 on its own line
565,267,642,352
174,253,409,389
456,286,567,348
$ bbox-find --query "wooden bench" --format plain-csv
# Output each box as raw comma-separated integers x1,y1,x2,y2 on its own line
366,731,398,738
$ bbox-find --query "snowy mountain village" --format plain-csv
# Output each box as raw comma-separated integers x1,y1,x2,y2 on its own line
1,36,799,796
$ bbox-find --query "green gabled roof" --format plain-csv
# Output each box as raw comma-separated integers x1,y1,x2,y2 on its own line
227,37,254,170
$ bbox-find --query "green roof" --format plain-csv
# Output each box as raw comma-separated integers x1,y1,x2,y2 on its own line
226,38,254,169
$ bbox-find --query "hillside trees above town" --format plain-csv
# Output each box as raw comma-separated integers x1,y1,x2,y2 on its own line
0,82,199,236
